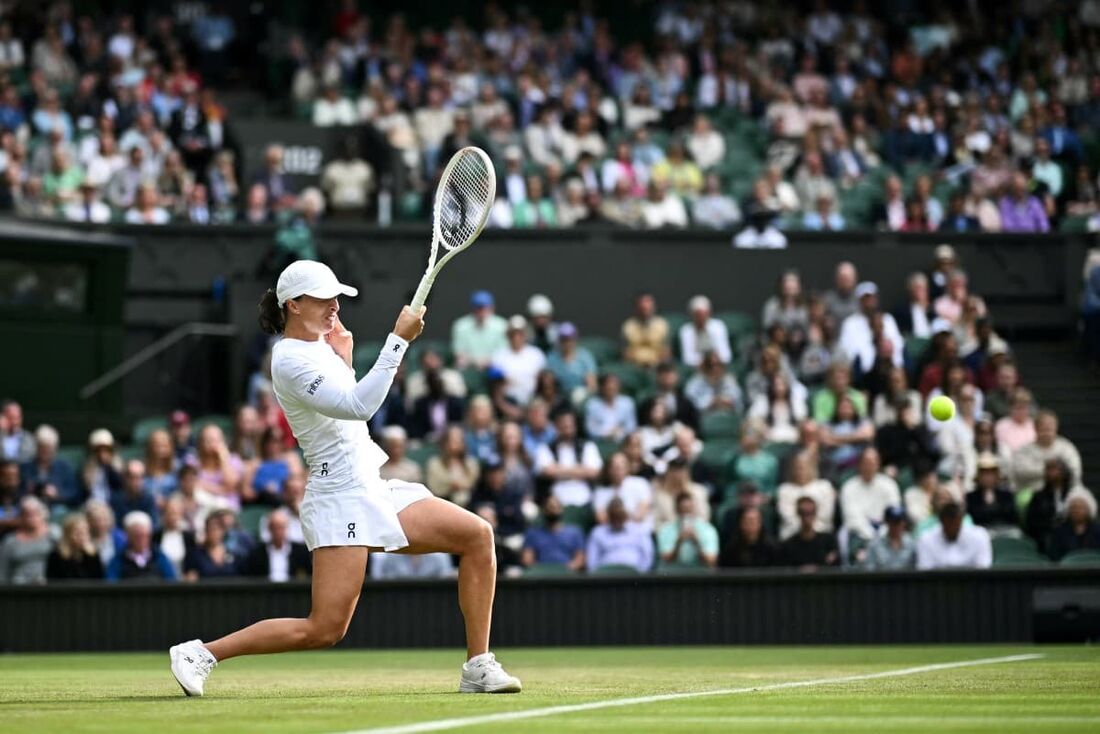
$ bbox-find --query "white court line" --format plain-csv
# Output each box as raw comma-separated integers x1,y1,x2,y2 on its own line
335,653,1044,734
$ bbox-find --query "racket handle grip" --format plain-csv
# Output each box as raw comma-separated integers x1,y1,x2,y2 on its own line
410,274,434,312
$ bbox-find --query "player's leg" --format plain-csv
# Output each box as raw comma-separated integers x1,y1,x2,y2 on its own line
205,546,368,659
170,546,367,695
395,497,495,657
393,497,521,693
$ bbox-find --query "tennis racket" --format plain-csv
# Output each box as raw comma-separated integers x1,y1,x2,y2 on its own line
409,146,497,311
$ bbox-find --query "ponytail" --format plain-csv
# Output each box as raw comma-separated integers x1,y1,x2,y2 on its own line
258,289,286,335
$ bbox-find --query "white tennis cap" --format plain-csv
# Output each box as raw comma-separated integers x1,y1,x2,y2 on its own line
276,260,358,307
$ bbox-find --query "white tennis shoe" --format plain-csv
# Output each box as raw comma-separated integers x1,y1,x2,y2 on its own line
169,639,217,697
459,652,522,693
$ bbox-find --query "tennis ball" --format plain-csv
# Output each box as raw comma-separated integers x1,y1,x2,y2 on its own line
929,395,956,422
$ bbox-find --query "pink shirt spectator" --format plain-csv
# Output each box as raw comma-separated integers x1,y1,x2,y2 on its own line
994,416,1036,452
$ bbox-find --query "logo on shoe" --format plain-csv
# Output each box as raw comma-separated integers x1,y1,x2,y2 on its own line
347,522,356,539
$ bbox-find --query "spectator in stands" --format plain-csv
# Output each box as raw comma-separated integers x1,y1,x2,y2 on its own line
728,421,780,498
933,270,970,326
652,457,709,528
640,180,688,229
371,550,455,579
732,205,788,249
823,261,859,326
125,182,170,224
871,175,906,231
546,322,597,403
247,427,301,505
838,281,903,369
841,447,902,544
1010,411,1083,492
871,367,923,428
378,426,423,484
536,410,602,508
657,492,719,569
861,505,915,570
81,428,121,506
761,270,809,334
622,292,669,368
586,497,654,573
521,495,585,571
893,272,934,339
685,350,743,416
184,513,240,580
525,294,558,353
1025,458,1081,553
320,137,372,220
106,510,176,581
874,399,936,481
20,424,77,508
490,315,546,406
692,173,741,229
408,370,465,443
965,453,1018,532
600,178,644,227
776,451,837,540
154,496,195,578
984,363,1021,421
194,424,244,511
821,394,875,473
779,496,840,569
110,459,158,524
0,459,22,536
916,502,992,569
468,461,528,551
641,362,700,434
253,144,294,210
169,411,195,464
812,363,867,423
46,513,105,581
64,180,112,223
105,145,148,211
585,374,637,442
84,499,123,568
601,140,646,197
650,141,701,198
312,85,356,127
802,193,846,231
1,401,34,463
995,387,1036,452
0,496,52,584
685,116,725,171
593,453,653,528
244,508,311,581
521,399,556,457
679,295,732,366
493,422,536,505
452,290,508,369
999,171,1049,233
940,192,982,233
426,425,480,508
1047,492,1100,561
718,505,779,568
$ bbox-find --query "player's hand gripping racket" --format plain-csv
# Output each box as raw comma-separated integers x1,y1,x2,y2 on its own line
409,146,497,312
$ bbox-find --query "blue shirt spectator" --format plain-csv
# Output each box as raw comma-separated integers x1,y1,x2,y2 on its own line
586,498,654,573
522,498,586,567
19,425,77,506
105,511,177,581
656,493,719,567
585,374,637,441
546,322,598,396
110,460,158,526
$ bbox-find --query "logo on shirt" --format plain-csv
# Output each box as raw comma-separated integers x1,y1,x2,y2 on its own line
347,522,356,539
393,343,401,352
320,462,328,477
307,375,326,394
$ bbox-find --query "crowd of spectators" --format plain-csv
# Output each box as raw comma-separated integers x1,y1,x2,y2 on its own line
3,2,1100,233
3,244,1098,583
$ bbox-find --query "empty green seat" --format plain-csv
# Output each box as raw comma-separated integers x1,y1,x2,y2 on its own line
599,362,650,396
578,336,620,366
991,536,1038,559
460,366,488,395
352,341,386,373
239,505,270,538
1059,549,1100,566
561,504,594,532
701,411,741,439
131,416,168,446
405,443,438,468
715,311,756,339
590,563,641,575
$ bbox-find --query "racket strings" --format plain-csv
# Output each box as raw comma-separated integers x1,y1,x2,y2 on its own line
438,151,492,250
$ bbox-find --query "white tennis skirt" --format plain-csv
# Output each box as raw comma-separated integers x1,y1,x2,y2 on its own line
299,479,433,552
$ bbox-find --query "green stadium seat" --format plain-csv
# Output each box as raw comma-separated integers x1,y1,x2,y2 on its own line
904,336,930,368
195,414,233,438
655,563,714,575
698,440,736,485
407,338,453,367
523,563,578,578
590,563,641,575
239,505,270,538
599,362,650,396
561,504,595,532
57,445,85,470
594,438,620,461
991,554,1050,567
131,416,168,446
715,311,756,339
1059,550,1100,566
700,411,741,439
118,445,144,462
460,366,488,395
991,536,1038,558
578,336,620,366
406,443,438,468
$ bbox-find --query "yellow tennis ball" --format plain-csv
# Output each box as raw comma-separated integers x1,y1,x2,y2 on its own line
930,395,956,421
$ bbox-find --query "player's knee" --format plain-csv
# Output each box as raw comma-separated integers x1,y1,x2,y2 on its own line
306,618,349,648
470,516,495,557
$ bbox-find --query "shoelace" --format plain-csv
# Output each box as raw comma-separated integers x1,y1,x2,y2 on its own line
196,654,216,678
478,654,502,674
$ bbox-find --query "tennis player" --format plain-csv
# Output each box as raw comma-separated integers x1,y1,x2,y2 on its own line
169,260,521,696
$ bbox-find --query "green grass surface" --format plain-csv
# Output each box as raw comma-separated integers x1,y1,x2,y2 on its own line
1,646,1098,733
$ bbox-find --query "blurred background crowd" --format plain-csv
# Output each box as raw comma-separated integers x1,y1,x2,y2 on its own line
2,0,1100,237
3,244,1098,583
